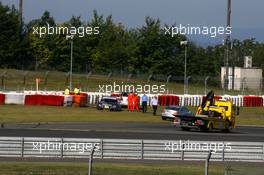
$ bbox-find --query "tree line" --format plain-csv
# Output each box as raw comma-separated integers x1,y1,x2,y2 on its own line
0,2,263,77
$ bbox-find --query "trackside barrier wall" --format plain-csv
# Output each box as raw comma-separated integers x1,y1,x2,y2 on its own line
0,92,264,107
0,137,263,162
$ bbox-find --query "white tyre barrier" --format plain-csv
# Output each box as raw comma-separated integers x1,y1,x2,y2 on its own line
4,93,25,105
64,95,73,106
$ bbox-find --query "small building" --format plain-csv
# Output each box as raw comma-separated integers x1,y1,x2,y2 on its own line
221,56,263,91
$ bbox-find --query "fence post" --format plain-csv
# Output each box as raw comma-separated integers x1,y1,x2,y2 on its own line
100,139,103,159
107,72,112,82
222,142,225,161
127,74,133,82
204,76,210,95
141,140,144,160
224,164,232,175
61,138,64,158
147,74,153,83
23,71,29,86
44,71,49,86
166,75,172,84
241,78,246,95
88,145,96,175
260,78,263,96
0,71,7,90
205,150,212,175
186,76,191,94
65,72,70,86
86,71,92,90
87,71,92,80
263,143,264,161
21,137,24,158
181,143,185,160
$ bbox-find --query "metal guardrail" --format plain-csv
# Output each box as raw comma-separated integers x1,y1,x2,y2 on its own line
0,137,263,162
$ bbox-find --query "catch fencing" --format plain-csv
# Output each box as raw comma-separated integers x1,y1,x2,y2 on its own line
0,137,263,162
0,69,263,96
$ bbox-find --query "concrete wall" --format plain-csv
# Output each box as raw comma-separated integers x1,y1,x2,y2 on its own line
221,67,263,90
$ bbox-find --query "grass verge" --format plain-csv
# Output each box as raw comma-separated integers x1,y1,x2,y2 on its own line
0,161,263,175
0,105,263,125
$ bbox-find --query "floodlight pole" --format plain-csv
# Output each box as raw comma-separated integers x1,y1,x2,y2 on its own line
181,41,188,94
66,35,74,91
224,0,232,91
19,0,23,23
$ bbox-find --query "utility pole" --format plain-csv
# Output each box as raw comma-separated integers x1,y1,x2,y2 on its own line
224,0,232,91
19,0,23,23
180,41,188,94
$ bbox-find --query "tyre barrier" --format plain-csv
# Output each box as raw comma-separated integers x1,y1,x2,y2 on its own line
0,93,5,105
25,95,64,106
158,95,179,106
243,96,264,107
0,92,264,107
4,92,25,105
222,95,244,107
111,93,121,97
64,95,73,106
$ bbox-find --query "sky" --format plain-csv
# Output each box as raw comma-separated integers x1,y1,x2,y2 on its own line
1,0,264,45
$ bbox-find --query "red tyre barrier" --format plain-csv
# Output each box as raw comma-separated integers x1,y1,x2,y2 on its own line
158,95,179,106
243,96,248,107
0,94,5,105
169,96,173,106
25,95,64,106
158,96,163,106
162,95,166,106
256,96,263,107
111,93,121,97
243,96,263,107
173,96,179,105
24,95,36,105
259,97,262,107
163,96,166,106
252,97,256,107
158,95,166,106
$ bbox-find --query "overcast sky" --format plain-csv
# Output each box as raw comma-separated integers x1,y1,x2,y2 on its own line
2,0,264,43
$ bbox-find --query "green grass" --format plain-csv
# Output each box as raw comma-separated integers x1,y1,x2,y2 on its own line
1,69,262,95
0,105,263,125
0,161,263,175
236,107,264,125
0,105,162,123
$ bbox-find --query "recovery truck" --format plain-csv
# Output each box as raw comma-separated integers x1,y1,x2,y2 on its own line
177,91,239,132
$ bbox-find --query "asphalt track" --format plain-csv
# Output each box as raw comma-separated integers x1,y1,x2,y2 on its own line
0,121,263,142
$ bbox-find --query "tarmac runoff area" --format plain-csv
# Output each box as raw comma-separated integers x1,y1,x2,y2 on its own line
0,121,263,142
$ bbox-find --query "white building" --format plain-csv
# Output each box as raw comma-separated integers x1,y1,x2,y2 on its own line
221,56,263,90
